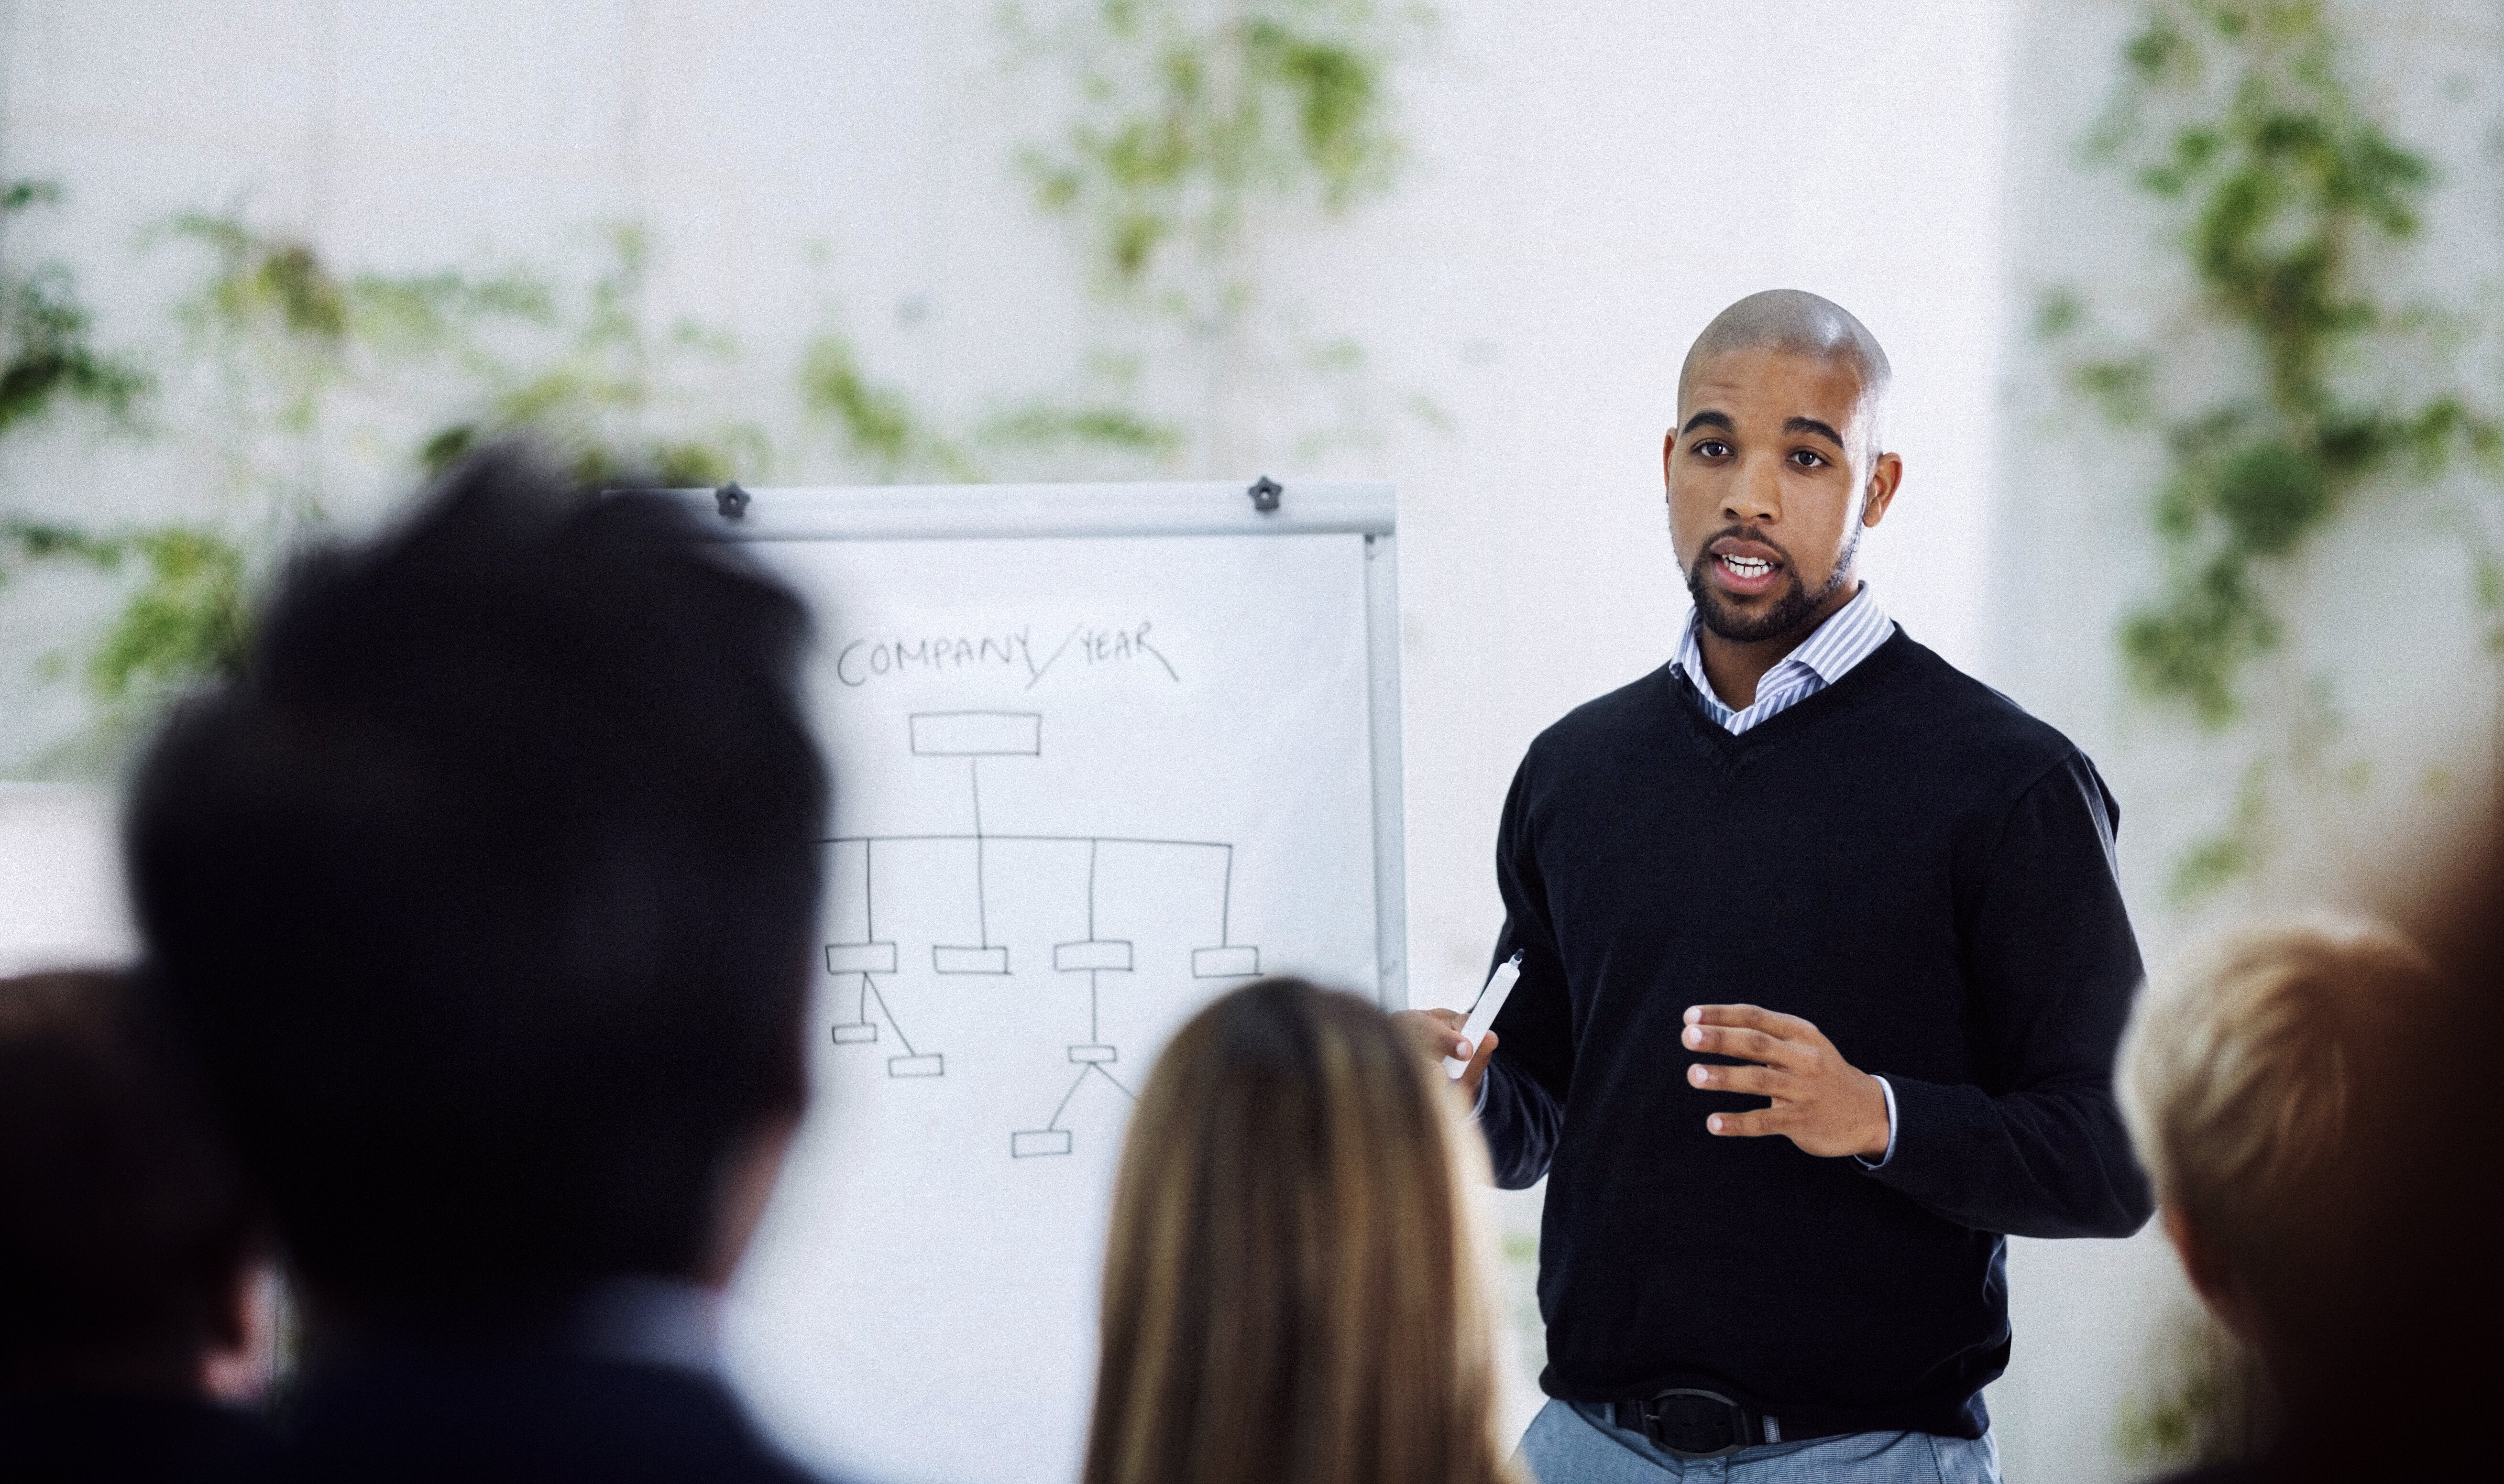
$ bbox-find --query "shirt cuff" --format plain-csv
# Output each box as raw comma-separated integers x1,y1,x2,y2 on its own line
1854,1075,1899,1170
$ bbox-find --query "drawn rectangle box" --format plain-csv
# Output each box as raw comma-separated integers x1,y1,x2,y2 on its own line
825,942,897,974
1193,946,1260,978
1011,1130,1073,1158
910,712,1041,756
1067,1044,1118,1064
1054,939,1133,972
933,946,1010,975
831,1024,879,1044
888,1055,944,1077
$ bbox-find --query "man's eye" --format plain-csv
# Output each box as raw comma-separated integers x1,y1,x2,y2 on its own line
1789,449,1825,468
1695,439,1731,458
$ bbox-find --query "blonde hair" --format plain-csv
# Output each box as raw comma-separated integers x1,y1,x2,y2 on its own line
2119,915,2445,1304
1084,978,1517,1484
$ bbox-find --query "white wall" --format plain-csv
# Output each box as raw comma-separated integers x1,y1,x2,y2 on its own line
1,4,2228,1480
0,783,132,973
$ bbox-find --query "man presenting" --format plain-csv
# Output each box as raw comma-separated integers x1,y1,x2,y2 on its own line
1402,291,2153,1483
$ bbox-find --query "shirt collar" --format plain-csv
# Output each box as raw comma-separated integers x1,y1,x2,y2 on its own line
1675,582,1891,708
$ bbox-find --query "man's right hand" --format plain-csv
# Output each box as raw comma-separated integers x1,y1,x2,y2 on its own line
1390,1007,1498,1109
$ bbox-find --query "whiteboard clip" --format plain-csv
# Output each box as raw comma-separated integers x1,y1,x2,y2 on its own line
714,481,751,521
1247,475,1282,514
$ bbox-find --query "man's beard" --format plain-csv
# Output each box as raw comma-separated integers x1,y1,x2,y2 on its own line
1684,523,1860,644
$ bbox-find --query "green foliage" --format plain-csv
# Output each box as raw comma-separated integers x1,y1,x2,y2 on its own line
2060,0,2495,727
2470,534,2504,657
981,400,1183,458
4,214,775,745
796,326,1186,482
2166,760,2272,903
999,0,1437,473
1,212,560,722
158,209,549,442
81,527,252,702
797,329,977,480
0,182,151,435
1,9,1439,762
2116,1308,2272,1470
0,183,212,742
418,224,769,488
0,519,251,712
1011,0,1415,295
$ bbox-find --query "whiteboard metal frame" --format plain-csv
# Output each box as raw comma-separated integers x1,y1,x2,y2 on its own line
673,480,1409,1010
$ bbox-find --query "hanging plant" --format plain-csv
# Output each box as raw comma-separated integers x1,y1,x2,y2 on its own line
2044,0,2499,899
2058,0,2493,724
1010,0,1415,301
418,224,770,489
999,0,1436,469
0,182,151,435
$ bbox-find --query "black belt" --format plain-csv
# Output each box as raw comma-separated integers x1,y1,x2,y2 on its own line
1607,1388,1856,1459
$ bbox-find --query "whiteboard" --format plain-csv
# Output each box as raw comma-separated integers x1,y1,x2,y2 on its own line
703,481,1404,1484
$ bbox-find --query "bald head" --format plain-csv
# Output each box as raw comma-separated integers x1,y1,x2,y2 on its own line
1679,290,1891,458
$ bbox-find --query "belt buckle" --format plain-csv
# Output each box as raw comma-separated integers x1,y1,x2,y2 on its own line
1640,1387,1750,1459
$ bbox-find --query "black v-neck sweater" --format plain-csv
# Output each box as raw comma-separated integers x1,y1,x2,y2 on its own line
1478,629,2153,1438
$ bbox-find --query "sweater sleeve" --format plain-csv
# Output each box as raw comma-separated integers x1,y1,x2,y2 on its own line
1477,755,1572,1190
1862,751,2156,1238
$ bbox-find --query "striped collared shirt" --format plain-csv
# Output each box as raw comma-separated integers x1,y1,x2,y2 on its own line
1669,579,1903,1168
1672,583,1895,734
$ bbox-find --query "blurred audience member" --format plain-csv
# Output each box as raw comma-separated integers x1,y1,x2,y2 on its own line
2119,913,2488,1481
125,450,838,1483
1084,976,1520,1484
0,968,275,1483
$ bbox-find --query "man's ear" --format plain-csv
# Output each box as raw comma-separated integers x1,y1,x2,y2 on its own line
1860,451,1904,527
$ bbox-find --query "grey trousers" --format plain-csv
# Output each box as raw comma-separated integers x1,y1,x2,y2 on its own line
1515,1399,2002,1484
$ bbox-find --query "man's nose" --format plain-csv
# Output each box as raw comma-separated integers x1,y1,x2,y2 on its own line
1723,453,1782,525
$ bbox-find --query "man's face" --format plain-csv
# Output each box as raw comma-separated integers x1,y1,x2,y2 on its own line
1664,348,1899,643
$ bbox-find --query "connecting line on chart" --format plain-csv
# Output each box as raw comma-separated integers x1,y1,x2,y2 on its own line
827,973,943,1075
820,829,1254,1086
1025,834,1126,1152
914,711,1035,975
861,978,919,1057
968,758,992,950
820,711,1263,1149
1089,841,1100,1043
1061,838,1119,1058
820,832,1256,975
824,839,945,1076
1013,1062,1135,1158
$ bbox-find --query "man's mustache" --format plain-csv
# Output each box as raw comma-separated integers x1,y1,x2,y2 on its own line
1691,525,1798,572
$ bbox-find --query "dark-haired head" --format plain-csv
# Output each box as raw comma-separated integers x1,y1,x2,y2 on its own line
125,447,829,1324
1666,289,1902,653
0,968,264,1393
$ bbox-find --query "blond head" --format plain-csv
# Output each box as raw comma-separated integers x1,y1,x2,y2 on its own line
2120,916,2446,1310
1084,978,1516,1484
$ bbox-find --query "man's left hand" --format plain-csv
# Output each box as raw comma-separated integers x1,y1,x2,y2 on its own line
1681,1004,1889,1159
